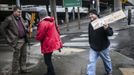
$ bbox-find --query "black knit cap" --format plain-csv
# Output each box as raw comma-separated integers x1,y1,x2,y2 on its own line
89,9,99,17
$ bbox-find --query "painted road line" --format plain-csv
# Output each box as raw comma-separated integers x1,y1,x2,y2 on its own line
71,37,88,41
109,36,116,39
60,35,67,38
80,34,88,37
33,43,40,46
110,42,118,48
63,42,89,47
114,32,119,36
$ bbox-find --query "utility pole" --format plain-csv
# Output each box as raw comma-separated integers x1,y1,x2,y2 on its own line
46,0,50,16
72,7,75,21
16,0,20,7
77,7,80,29
65,8,69,31
50,0,58,25
114,0,122,11
50,0,54,16
63,0,82,30
96,0,100,14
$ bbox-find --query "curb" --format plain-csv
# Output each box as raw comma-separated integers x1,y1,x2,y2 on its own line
114,24,134,31
119,68,134,75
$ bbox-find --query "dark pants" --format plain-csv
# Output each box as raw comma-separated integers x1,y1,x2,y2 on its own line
44,53,55,75
11,39,27,75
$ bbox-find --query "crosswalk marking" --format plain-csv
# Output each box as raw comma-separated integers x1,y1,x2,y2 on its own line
64,32,119,48
110,43,118,47
109,36,116,39
71,37,88,41
114,32,119,36
80,34,88,37
109,32,119,40
33,43,40,46
82,31,88,33
60,35,67,38
33,32,119,49
80,32,118,37
63,42,89,47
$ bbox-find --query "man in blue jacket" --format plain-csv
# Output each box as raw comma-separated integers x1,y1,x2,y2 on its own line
86,9,113,75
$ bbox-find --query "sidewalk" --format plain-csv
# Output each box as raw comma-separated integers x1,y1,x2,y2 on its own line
0,18,134,75
53,48,134,75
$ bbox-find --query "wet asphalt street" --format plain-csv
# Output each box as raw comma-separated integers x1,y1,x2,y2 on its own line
115,27,134,59
21,26,134,75
1,18,134,75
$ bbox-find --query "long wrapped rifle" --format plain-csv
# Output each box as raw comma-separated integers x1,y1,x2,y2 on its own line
28,13,36,50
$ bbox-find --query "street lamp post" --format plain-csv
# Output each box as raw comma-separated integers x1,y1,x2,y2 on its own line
92,0,95,9
50,0,58,25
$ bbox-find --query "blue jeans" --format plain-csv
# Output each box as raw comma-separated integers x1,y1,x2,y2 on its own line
86,48,112,75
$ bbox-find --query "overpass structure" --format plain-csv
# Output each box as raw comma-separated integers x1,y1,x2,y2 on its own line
124,0,134,5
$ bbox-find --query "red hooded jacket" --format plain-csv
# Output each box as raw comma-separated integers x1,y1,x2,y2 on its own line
36,16,63,54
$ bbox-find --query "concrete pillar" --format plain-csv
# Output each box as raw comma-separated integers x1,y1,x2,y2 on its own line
50,0,58,25
50,0,54,16
114,0,122,11
77,7,80,29
16,0,20,7
65,8,69,31
72,7,75,21
96,0,100,13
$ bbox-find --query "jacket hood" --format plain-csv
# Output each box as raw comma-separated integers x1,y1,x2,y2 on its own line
43,16,54,22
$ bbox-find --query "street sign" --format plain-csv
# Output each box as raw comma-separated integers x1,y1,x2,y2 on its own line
91,10,126,30
63,0,82,7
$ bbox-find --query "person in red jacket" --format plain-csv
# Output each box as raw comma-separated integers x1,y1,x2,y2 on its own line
36,10,63,75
